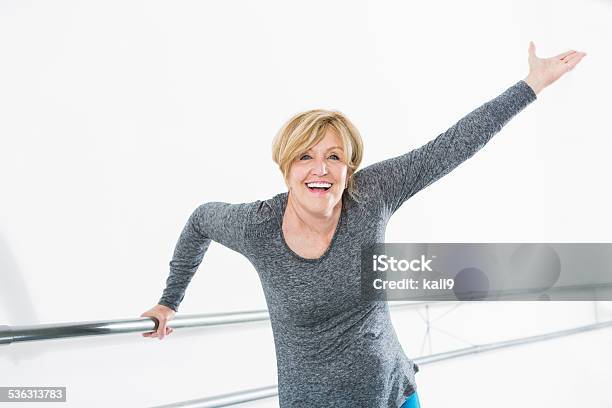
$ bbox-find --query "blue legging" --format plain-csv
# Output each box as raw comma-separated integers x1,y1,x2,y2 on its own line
400,392,421,408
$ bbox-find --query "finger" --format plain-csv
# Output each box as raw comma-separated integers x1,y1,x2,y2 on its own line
564,53,586,70
564,52,585,64
556,50,577,60
528,41,536,56
158,320,166,340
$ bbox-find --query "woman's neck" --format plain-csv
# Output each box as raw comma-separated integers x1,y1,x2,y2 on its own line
283,192,342,237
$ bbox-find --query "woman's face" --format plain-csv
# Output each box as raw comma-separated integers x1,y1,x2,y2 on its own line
286,129,349,215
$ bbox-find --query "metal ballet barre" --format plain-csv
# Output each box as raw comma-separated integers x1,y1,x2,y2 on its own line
3,301,610,407
0,301,433,346
3,283,608,346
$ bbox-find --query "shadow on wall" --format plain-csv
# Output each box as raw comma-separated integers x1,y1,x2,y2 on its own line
0,232,40,363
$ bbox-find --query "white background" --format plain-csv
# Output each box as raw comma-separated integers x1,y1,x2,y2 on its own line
1,0,611,407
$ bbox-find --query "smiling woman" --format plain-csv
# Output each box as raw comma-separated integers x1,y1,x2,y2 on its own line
154,80,534,407
141,42,586,407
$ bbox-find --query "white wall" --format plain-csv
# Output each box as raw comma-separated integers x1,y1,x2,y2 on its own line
1,0,611,406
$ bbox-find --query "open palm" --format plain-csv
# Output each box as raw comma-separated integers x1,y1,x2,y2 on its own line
525,41,586,94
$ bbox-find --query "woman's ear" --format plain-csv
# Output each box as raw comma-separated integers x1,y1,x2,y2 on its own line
345,170,352,189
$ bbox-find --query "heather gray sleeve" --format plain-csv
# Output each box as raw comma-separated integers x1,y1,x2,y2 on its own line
354,80,537,217
158,201,253,312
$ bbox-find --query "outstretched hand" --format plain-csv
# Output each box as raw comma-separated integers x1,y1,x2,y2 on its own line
523,41,586,95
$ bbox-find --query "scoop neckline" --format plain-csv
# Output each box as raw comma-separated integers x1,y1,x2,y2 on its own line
278,191,345,263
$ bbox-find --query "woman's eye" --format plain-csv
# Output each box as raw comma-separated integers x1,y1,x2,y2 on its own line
299,153,340,160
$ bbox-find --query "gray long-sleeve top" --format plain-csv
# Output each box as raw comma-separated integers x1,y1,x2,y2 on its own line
158,80,537,407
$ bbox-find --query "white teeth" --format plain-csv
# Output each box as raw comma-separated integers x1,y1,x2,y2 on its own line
306,182,332,188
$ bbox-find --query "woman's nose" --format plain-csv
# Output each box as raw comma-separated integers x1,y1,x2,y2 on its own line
312,159,328,175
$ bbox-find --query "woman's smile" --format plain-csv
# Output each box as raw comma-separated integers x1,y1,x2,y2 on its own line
305,180,333,195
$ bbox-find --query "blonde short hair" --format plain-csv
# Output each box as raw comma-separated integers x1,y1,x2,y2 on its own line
271,109,364,203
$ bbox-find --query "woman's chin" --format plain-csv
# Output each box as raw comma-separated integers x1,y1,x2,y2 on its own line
305,195,341,210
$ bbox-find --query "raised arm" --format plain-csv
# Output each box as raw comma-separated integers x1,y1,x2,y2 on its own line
354,42,586,218
158,201,254,312
354,79,536,217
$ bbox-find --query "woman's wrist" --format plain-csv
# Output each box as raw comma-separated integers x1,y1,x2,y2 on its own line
523,74,545,96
